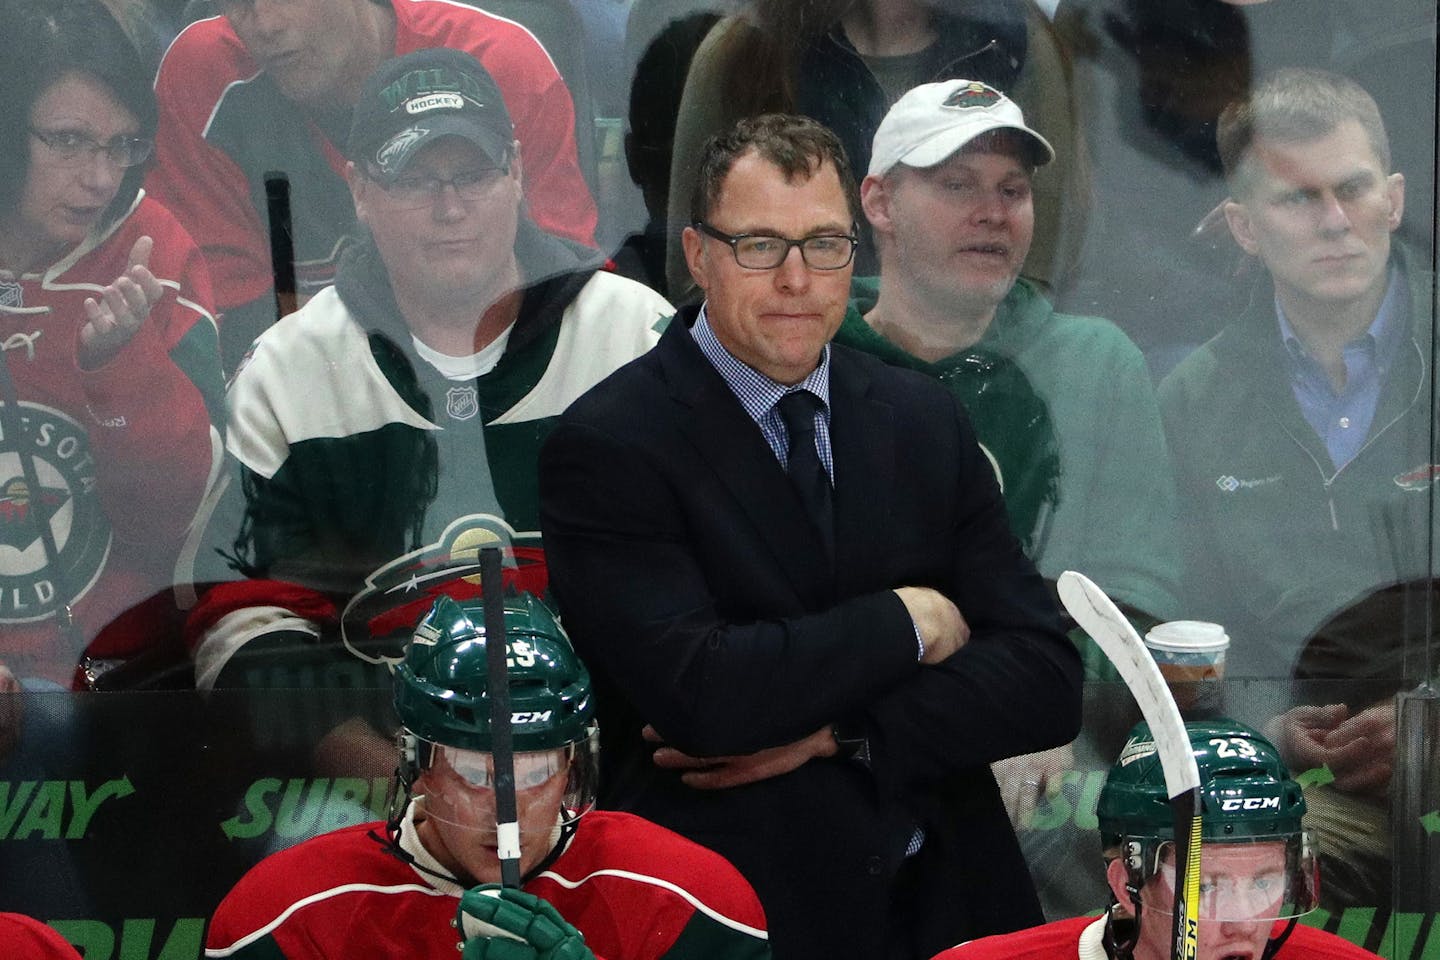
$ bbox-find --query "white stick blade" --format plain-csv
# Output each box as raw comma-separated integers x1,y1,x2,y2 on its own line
1057,570,1200,798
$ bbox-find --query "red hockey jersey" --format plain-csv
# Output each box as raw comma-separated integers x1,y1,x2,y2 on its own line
206,808,769,960
0,913,82,960
0,194,223,684
932,915,1382,960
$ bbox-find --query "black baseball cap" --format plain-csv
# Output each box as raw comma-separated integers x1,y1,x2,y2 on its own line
347,47,514,183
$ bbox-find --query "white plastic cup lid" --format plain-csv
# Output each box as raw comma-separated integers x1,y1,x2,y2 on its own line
1144,620,1230,654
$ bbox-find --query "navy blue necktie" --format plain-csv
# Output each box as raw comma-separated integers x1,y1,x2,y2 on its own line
776,390,834,559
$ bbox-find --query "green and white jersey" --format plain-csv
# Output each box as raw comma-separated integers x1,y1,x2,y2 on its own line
221,233,671,595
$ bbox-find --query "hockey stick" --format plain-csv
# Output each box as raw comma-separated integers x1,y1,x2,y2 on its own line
1057,570,1201,960
479,546,522,888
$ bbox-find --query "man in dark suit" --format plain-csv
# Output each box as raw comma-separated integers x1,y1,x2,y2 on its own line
538,114,1083,960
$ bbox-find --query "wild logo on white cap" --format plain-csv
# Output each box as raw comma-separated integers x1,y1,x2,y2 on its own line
867,78,1055,176
943,81,1002,110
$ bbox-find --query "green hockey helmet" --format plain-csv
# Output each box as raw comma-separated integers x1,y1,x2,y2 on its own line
1098,719,1319,923
391,593,600,852
394,593,594,752
1099,719,1307,845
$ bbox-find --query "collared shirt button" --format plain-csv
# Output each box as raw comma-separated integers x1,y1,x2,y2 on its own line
1338,417,1351,429
866,856,883,875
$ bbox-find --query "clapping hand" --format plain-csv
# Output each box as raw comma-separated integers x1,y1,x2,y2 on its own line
78,235,163,369
1323,701,1395,796
1267,701,1395,797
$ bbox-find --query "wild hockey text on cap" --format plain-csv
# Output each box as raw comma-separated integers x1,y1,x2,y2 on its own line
379,67,491,113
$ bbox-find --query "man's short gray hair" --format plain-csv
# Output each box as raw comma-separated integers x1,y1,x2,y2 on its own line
1217,68,1391,195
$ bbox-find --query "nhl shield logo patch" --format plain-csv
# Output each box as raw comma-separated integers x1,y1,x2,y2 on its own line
0,281,22,309
943,81,1002,110
445,384,479,421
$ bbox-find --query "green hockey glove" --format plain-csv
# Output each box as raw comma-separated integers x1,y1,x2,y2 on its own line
456,884,595,960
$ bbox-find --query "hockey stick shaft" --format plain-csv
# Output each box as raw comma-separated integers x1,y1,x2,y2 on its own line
1056,571,1200,960
480,546,522,888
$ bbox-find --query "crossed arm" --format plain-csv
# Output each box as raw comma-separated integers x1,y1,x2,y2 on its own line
539,413,1083,795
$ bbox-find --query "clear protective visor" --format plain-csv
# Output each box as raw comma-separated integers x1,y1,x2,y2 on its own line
1142,835,1320,922
414,727,599,842
443,745,570,791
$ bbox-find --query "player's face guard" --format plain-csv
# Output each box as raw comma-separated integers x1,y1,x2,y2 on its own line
1135,835,1320,922
413,726,599,842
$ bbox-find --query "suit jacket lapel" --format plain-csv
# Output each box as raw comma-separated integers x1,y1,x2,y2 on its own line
656,314,836,601
828,346,896,598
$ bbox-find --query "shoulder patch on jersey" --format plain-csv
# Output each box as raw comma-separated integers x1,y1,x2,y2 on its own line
1394,463,1440,492
0,402,112,623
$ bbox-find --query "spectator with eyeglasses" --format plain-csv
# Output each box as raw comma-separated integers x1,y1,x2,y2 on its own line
183,48,670,694
0,0,224,691
537,112,1081,959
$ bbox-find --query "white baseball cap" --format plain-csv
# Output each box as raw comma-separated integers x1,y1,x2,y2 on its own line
868,79,1055,178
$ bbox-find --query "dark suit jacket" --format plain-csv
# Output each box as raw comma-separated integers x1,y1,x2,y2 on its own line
539,309,1083,960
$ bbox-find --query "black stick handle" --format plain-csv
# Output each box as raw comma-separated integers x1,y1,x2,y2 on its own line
480,547,521,888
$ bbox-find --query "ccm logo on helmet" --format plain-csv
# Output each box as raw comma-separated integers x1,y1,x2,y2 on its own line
1220,797,1281,811
511,710,553,724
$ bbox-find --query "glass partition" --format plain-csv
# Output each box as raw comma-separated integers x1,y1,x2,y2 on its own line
0,0,1434,955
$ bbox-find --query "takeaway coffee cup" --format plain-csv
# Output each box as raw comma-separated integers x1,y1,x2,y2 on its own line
1144,621,1229,712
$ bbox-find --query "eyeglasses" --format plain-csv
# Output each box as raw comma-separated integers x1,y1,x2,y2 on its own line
370,165,510,209
30,128,153,168
693,221,858,270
